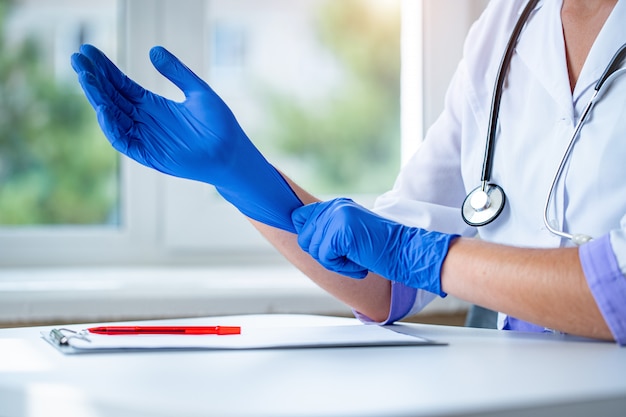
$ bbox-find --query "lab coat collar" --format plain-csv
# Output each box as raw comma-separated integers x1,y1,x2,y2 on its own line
574,0,626,101
515,0,572,118
515,0,626,117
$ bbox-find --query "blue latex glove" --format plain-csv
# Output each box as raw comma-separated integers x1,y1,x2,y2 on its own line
71,44,302,233
292,198,458,296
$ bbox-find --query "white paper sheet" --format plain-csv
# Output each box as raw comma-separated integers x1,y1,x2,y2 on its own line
42,324,442,354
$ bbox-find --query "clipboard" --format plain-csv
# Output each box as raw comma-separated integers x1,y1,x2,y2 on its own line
42,324,444,354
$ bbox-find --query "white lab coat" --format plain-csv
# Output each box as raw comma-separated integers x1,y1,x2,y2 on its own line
373,0,626,322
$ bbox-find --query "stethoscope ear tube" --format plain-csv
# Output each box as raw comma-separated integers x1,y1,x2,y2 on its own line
479,0,539,184
462,0,537,228
540,45,625,245
595,43,626,90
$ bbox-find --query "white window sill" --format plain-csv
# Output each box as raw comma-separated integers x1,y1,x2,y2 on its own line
0,266,469,325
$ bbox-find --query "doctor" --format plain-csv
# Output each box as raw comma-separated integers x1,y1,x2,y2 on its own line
71,0,626,344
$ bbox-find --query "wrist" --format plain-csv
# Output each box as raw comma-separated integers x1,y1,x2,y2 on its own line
398,227,458,297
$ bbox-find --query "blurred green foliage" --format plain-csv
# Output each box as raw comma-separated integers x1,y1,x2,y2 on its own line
263,0,401,194
0,0,118,225
0,0,399,225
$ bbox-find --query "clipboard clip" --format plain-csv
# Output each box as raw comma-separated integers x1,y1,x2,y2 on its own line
49,328,91,346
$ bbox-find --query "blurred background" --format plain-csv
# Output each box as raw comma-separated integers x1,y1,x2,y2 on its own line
0,0,486,327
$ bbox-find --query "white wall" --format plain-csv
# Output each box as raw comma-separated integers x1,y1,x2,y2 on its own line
422,0,488,132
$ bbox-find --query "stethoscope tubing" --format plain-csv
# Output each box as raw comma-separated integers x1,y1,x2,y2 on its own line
541,91,597,245
480,0,539,185
463,0,626,245
542,43,626,245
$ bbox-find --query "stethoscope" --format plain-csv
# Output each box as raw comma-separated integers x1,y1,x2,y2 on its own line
461,0,626,245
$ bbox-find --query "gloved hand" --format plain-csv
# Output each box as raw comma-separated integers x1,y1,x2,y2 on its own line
71,44,302,233
292,198,458,296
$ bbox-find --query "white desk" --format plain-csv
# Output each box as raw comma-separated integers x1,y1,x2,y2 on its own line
0,314,624,417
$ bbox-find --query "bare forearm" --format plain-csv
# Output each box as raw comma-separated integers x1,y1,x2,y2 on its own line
441,238,612,340
249,176,391,322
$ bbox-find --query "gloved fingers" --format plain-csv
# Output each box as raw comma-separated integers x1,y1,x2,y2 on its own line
76,72,134,132
292,202,323,253
96,104,136,156
293,203,330,263
98,104,177,179
76,71,114,111
96,105,126,152
292,202,368,279
149,46,210,97
72,53,110,111
292,202,318,233
79,44,146,102
304,225,369,279
70,52,97,76
319,220,369,278
318,251,369,279
74,58,137,120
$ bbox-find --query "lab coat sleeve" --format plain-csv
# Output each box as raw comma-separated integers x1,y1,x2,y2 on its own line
352,283,436,325
579,230,626,346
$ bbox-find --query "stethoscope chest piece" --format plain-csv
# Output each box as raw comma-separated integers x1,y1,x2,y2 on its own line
462,183,506,226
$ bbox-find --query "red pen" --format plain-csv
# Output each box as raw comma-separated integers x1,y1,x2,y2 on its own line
87,326,241,335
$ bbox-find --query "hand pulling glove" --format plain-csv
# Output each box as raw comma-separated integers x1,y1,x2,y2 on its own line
71,44,302,232
292,198,458,296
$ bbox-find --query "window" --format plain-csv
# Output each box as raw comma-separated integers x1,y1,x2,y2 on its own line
0,1,118,227
0,0,486,324
205,0,402,195
165,0,405,252
0,0,486,265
